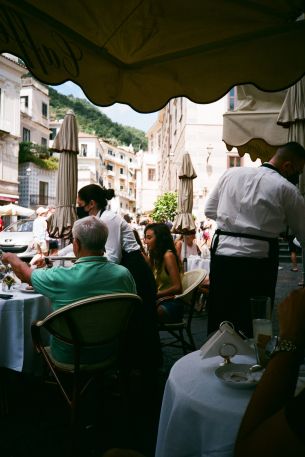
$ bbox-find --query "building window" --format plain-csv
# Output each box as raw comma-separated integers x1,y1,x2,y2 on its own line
148,168,156,181
80,144,87,157
50,127,57,140
120,168,124,175
22,128,31,142
39,181,48,205
227,87,237,111
42,102,48,117
41,137,47,148
108,149,115,157
107,164,113,171
120,185,124,190
120,154,124,160
20,95,28,110
227,155,243,168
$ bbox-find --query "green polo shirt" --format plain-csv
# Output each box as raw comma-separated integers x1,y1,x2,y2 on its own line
31,256,136,362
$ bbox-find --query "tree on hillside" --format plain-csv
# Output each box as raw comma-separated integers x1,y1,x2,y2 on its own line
48,87,147,150
151,192,178,223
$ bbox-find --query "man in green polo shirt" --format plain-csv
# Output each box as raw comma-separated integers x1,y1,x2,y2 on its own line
1,216,136,362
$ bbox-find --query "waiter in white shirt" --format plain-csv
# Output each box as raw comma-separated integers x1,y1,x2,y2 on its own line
205,142,305,337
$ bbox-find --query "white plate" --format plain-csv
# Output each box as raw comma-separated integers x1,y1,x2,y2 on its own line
19,288,36,294
215,363,263,389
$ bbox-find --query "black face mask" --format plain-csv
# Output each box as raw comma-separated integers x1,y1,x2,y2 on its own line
76,206,89,219
287,173,300,186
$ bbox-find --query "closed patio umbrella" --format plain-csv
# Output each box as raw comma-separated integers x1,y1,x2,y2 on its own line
172,153,197,271
48,110,78,240
277,76,305,284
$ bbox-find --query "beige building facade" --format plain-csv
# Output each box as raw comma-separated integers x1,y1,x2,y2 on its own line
0,54,26,204
20,77,50,147
136,117,162,215
148,96,259,220
77,132,103,190
100,140,137,216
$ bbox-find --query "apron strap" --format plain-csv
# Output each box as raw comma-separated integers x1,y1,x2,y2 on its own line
211,229,278,260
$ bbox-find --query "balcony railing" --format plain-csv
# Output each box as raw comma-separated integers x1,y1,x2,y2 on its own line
30,194,56,206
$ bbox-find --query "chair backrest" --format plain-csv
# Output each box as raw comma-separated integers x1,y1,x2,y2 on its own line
36,293,142,347
176,269,207,305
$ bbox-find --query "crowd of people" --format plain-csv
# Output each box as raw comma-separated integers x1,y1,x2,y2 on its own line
1,140,305,456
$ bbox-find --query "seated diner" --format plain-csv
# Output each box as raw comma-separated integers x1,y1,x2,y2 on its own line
1,216,136,364
144,222,183,323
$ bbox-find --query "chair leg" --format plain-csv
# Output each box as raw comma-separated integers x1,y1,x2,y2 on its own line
179,329,188,355
186,327,196,351
70,374,82,456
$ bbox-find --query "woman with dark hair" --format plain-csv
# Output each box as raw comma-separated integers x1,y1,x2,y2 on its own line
77,184,162,369
144,223,183,323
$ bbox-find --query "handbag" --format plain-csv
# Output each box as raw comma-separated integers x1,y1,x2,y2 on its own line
200,321,254,359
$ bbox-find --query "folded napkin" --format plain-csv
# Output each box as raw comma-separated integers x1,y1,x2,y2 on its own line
200,322,254,359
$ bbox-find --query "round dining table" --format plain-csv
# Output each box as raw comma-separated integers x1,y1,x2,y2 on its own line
155,351,256,457
0,287,50,374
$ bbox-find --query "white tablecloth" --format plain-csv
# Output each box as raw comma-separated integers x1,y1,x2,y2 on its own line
155,351,255,457
0,289,50,373
187,255,210,273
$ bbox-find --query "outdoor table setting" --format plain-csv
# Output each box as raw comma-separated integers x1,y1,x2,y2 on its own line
187,254,210,273
0,283,51,374
155,311,305,457
155,351,257,457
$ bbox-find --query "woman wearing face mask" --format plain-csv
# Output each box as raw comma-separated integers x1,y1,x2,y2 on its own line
77,184,162,370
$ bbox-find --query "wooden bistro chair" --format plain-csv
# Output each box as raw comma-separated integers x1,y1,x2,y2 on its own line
158,269,208,354
31,293,142,449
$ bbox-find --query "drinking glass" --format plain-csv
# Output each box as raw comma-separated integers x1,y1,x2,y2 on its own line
250,296,273,366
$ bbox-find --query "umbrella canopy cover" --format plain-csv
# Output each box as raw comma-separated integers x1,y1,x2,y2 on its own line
277,76,305,127
0,1,304,112
277,76,305,194
223,84,289,162
48,110,78,239
0,203,35,217
172,153,197,234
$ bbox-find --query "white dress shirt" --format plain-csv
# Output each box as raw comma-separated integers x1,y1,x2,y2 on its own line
99,210,139,264
205,165,305,258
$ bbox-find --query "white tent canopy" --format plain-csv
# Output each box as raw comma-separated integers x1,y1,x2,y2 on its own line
0,203,35,217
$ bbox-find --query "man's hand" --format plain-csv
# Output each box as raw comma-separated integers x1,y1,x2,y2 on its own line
2,252,18,265
30,253,46,269
278,288,305,348
1,252,32,285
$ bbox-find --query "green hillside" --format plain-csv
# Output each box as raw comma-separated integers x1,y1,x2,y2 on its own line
49,87,147,151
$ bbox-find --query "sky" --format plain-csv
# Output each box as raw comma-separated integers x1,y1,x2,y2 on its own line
52,81,158,132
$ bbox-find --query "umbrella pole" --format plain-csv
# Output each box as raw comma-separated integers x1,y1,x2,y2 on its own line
183,235,188,272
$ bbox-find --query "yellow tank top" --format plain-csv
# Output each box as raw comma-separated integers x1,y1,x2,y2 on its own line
153,250,182,292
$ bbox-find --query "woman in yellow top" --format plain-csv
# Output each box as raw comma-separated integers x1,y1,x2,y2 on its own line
144,223,183,323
